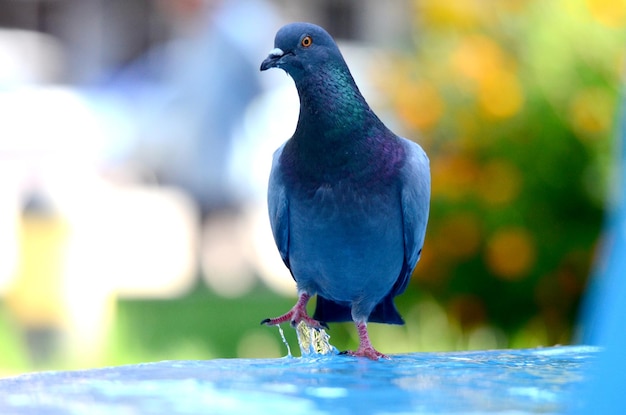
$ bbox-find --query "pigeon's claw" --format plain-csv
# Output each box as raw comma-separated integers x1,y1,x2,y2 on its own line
291,315,329,330
345,346,388,360
261,292,327,330
341,321,389,360
261,310,326,330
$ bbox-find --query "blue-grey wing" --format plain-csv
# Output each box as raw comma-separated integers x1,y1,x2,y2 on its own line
392,137,431,296
267,143,291,270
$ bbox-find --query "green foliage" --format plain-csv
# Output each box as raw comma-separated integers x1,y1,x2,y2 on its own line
378,0,626,345
109,284,298,362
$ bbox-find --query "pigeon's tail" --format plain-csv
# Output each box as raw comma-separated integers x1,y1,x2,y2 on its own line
313,295,405,325
369,294,405,325
313,296,352,323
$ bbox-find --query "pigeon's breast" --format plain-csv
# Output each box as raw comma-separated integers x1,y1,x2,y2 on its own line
286,177,405,303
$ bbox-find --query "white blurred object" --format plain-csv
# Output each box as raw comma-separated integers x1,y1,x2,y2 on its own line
0,186,20,294
0,86,109,300
200,203,295,298
0,29,65,86
201,209,257,298
0,86,108,161
63,183,199,299
248,203,295,297
61,183,199,363
0,83,200,365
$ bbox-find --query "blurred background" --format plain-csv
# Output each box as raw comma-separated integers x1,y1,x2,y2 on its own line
0,0,625,375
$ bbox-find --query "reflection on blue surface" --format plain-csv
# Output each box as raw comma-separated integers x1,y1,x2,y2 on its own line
0,346,596,415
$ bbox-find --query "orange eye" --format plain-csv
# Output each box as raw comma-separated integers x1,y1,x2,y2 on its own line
301,35,312,48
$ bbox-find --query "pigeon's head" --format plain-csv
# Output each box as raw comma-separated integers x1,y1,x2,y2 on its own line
260,22,345,81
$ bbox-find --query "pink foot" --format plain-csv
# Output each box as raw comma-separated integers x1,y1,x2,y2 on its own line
346,346,388,360
261,293,328,330
344,321,388,360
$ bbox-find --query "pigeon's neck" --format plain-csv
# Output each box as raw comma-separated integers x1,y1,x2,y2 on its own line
284,62,399,181
292,62,381,151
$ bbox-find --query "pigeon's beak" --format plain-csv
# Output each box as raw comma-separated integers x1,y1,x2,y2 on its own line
260,48,286,71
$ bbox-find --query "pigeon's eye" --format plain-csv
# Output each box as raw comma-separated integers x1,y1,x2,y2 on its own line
301,35,312,48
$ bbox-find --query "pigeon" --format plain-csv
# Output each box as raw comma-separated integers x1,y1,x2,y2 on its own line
259,22,430,359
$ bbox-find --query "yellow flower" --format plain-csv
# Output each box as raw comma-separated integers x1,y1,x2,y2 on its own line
395,81,445,130
485,227,536,280
569,86,614,139
435,213,482,259
416,0,490,29
451,34,524,118
586,0,626,28
431,153,480,200
477,160,523,205
477,69,524,118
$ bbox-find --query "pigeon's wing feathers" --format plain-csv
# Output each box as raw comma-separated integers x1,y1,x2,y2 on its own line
391,138,431,296
355,137,430,326
268,143,292,273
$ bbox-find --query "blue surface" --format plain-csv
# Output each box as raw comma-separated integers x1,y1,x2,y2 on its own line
577,96,626,414
0,346,597,415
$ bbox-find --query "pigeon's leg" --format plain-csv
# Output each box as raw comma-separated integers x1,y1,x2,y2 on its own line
346,321,388,360
261,292,328,329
